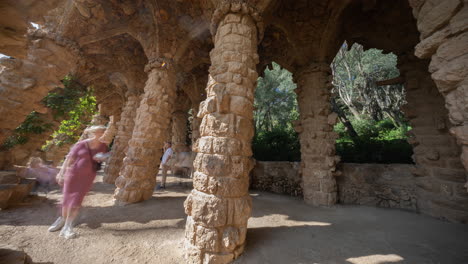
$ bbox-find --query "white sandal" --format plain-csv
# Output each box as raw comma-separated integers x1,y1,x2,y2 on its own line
48,217,65,232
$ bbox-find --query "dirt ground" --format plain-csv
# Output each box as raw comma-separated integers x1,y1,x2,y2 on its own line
1,173,468,264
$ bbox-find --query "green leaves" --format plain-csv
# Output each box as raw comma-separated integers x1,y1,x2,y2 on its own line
254,62,298,132
1,75,97,151
42,89,97,150
253,62,300,161
1,111,53,150
42,75,87,119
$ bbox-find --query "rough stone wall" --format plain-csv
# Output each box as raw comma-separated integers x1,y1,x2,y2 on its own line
409,0,468,185
0,0,63,58
400,54,468,222
104,93,141,184
114,60,176,204
0,32,79,144
294,63,340,207
0,110,61,169
172,110,189,152
100,115,119,144
337,163,418,211
184,3,262,263
191,106,202,151
250,161,418,211
250,161,302,196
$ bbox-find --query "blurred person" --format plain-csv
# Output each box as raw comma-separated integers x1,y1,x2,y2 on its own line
48,125,109,239
15,157,59,193
157,142,173,189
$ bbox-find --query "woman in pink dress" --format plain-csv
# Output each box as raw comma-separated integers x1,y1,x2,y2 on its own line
48,125,109,239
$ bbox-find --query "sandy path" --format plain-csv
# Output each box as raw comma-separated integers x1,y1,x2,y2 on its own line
1,175,468,264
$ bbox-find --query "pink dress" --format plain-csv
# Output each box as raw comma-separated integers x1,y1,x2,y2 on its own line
62,140,108,208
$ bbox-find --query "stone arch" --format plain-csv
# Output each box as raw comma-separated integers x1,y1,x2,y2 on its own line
330,0,468,222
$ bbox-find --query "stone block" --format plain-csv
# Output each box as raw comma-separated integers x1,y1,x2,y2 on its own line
449,4,468,34
224,13,242,24
203,252,234,264
184,241,203,264
230,156,251,178
185,216,196,245
418,0,461,38
221,226,240,251
216,176,249,197
188,191,228,227
198,137,214,154
415,26,451,58
435,31,468,63
229,95,253,118
198,153,231,177
195,225,220,252
226,83,247,97
212,137,242,156
9,179,34,204
228,196,252,226
0,171,19,184
193,171,218,194
431,168,466,183
431,52,468,93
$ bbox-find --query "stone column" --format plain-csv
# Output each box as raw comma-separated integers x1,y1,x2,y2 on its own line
409,0,468,188
183,2,262,263
294,63,340,206
114,58,176,204
399,54,468,222
103,92,141,184
165,118,173,143
100,115,119,144
172,110,189,152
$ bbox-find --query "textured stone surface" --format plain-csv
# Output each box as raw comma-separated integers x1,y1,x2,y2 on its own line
337,164,418,210
114,60,176,204
410,0,468,196
0,32,78,144
294,63,339,206
250,161,302,196
172,110,190,152
0,1,467,262
104,93,141,184
184,3,260,263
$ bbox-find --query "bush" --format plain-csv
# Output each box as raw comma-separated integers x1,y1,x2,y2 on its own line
336,139,413,164
333,118,413,163
253,128,300,161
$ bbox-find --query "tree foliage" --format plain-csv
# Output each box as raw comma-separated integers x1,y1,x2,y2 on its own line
0,111,53,150
254,62,298,132
42,89,97,150
252,62,300,161
331,43,407,127
252,45,413,163
42,76,88,118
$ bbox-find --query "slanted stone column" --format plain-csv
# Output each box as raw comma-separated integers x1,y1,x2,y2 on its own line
172,110,189,152
100,115,119,144
399,54,468,222
294,63,340,206
114,58,176,204
183,2,262,263
191,105,202,151
409,0,468,190
104,92,141,184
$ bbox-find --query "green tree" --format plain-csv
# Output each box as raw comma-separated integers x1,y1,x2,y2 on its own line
254,62,298,132
331,42,406,126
